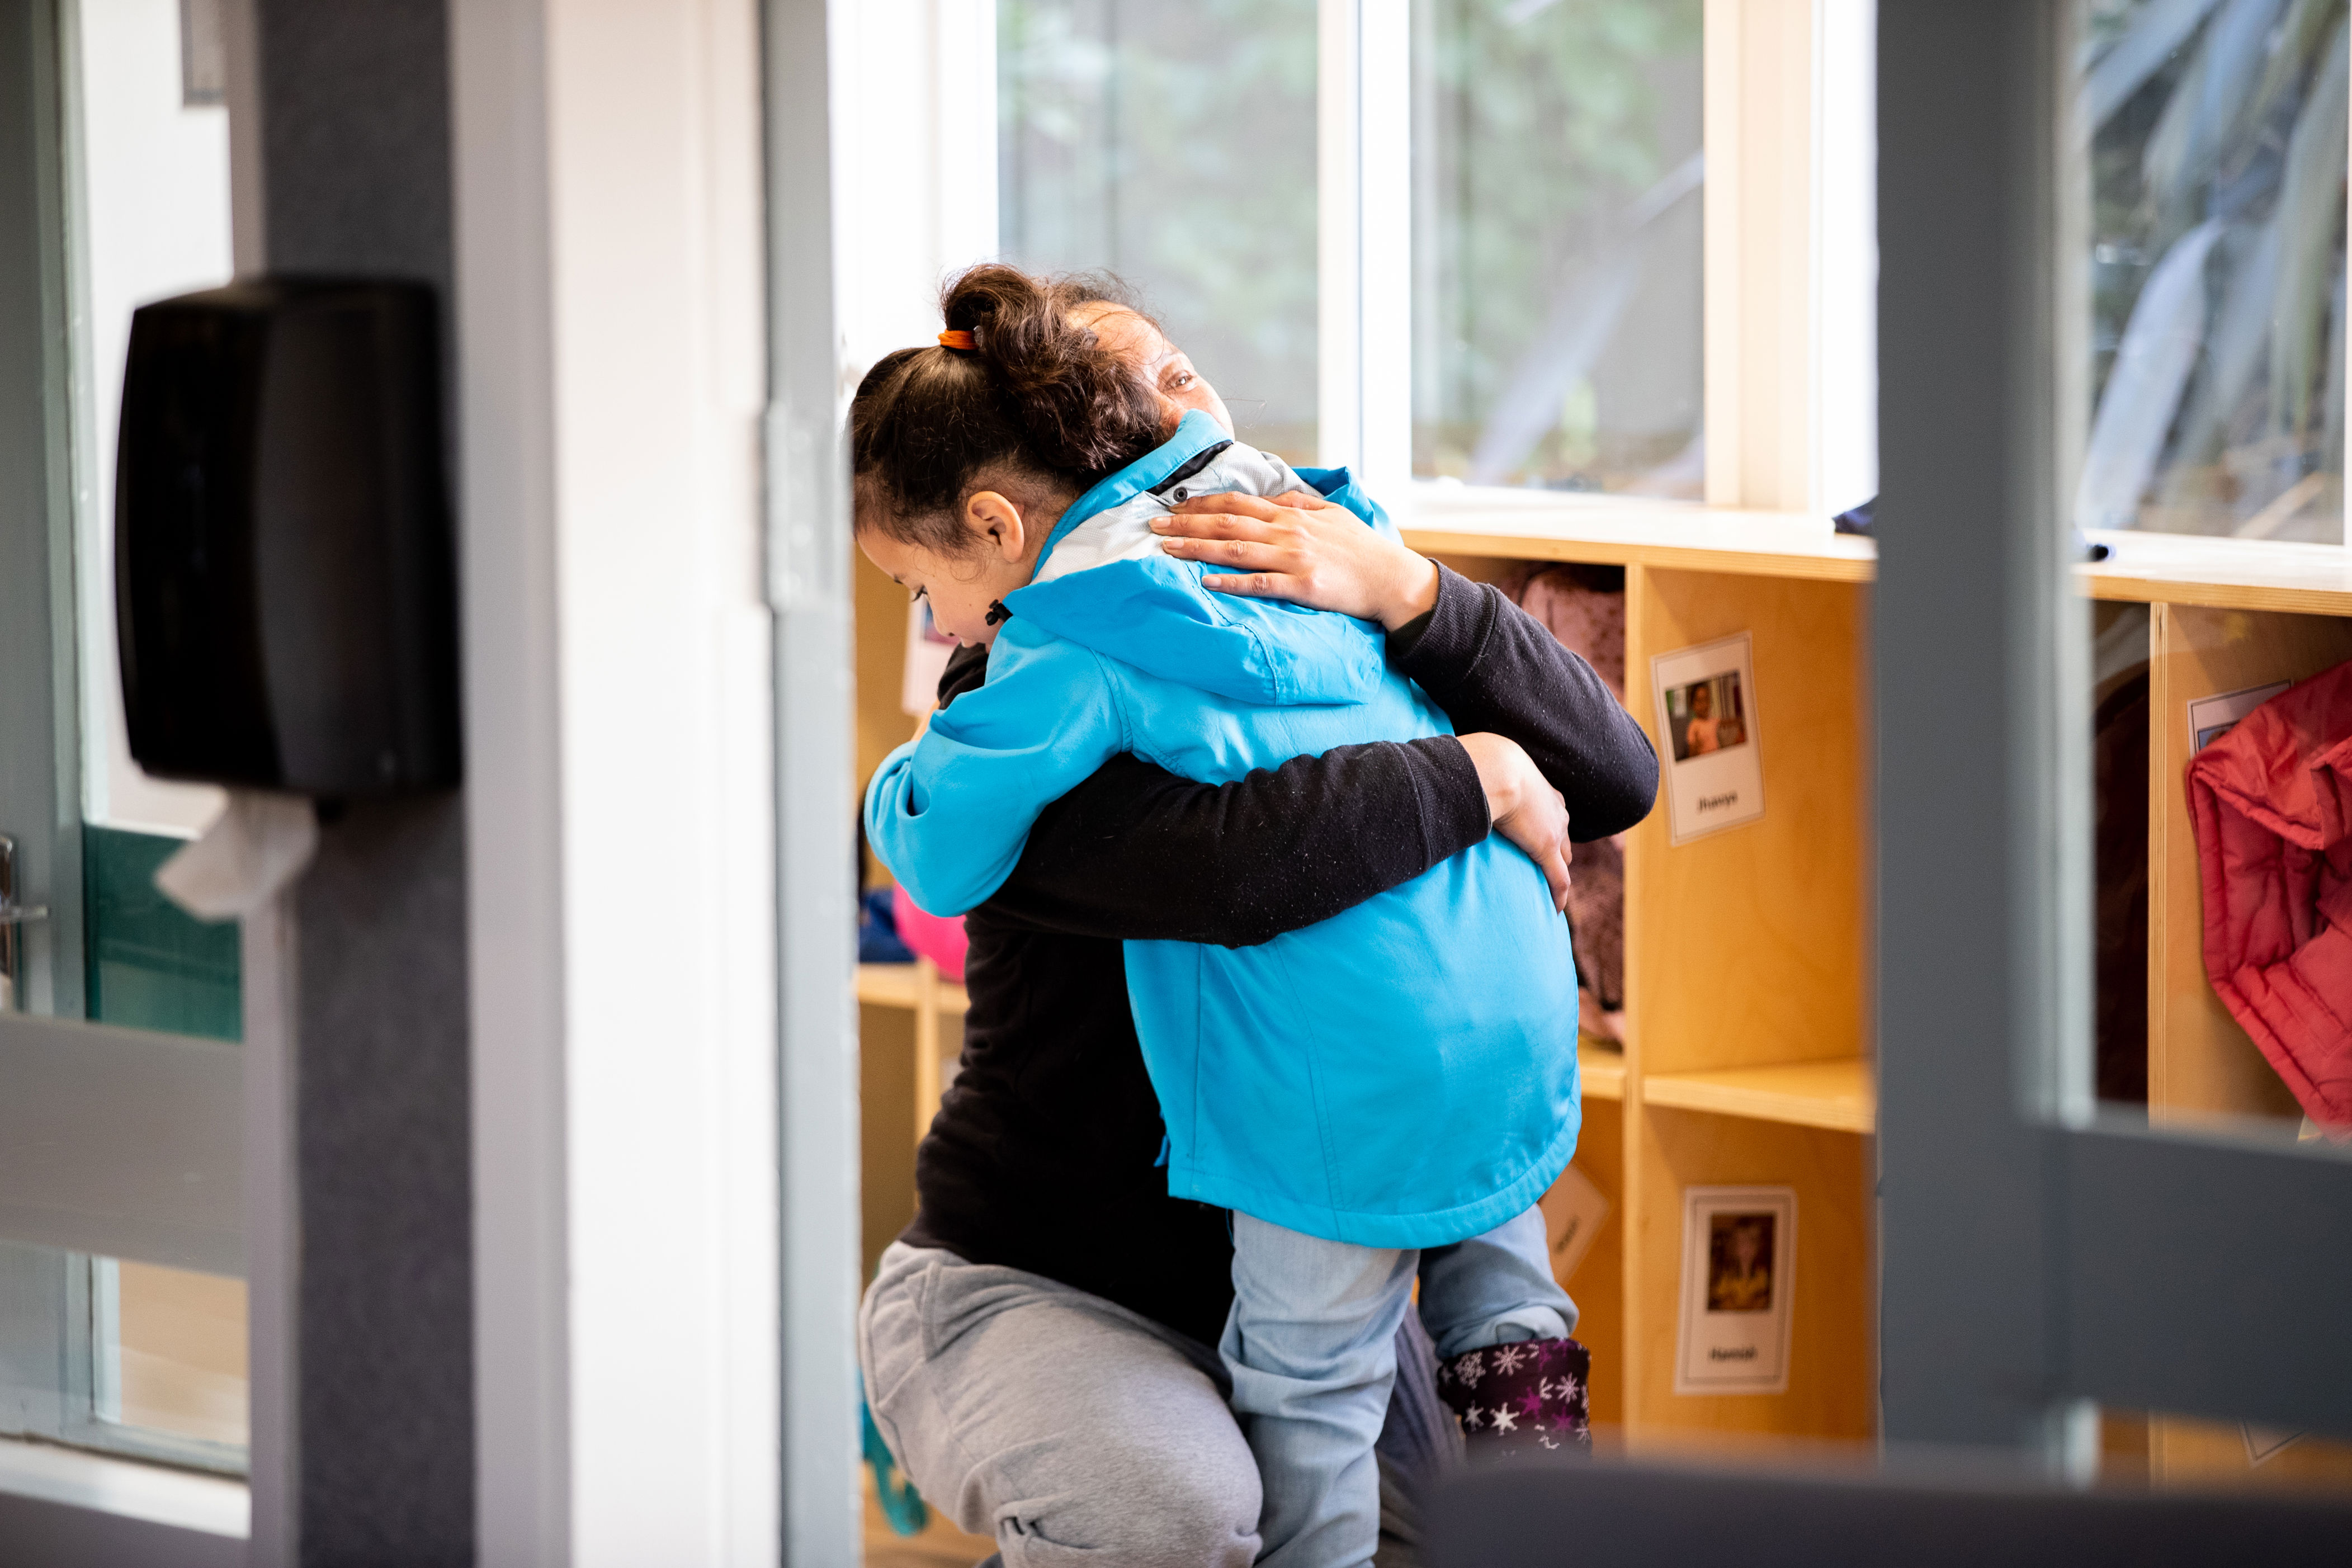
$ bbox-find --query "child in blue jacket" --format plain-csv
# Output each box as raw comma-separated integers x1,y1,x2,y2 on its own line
859,267,1585,1567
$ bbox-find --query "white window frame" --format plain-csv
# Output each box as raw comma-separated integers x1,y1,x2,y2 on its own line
1316,0,1878,522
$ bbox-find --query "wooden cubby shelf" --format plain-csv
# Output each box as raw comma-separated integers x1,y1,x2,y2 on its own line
1642,1059,1875,1135
1579,1045,1626,1102
855,960,970,1016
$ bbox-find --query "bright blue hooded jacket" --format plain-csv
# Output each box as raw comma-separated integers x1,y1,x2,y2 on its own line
866,411,1581,1248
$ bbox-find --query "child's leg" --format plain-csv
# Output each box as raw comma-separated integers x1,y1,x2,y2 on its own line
1221,1212,1418,1568
1418,1206,1589,1450
1416,1205,1575,1356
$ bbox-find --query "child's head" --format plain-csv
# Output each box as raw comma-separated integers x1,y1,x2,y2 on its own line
851,264,1164,645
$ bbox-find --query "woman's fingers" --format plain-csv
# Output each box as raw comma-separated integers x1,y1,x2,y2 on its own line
1199,572,1291,598
1457,734,1574,912
1152,505,1286,544
1498,786,1574,913
1157,533,1294,569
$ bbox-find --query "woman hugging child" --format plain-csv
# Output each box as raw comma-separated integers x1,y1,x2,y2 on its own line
859,265,1589,1568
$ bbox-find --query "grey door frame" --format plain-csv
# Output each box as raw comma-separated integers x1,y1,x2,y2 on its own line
1876,0,2352,1459
762,1,862,1561
0,0,83,1024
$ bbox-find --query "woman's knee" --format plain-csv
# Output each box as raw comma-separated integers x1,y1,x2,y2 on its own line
998,1428,1262,1568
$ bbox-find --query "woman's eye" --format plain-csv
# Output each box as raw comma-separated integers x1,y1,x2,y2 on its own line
912,585,929,602
1168,370,1194,390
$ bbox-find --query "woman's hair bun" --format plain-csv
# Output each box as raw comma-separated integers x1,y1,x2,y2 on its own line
939,263,1162,476
849,263,1164,554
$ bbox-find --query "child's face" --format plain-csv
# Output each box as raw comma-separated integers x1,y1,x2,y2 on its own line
1074,301,1233,437
859,486,1051,648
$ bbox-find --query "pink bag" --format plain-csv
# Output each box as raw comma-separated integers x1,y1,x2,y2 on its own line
1517,567,1628,1042
891,884,969,983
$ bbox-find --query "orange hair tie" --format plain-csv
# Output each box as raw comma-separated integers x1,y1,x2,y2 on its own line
937,329,976,351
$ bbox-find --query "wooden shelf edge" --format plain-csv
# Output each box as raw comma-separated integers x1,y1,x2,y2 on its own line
2081,530,2352,617
1404,525,1875,584
854,962,970,1015
1405,515,2352,616
1581,1043,1626,1102
1641,1059,1876,1134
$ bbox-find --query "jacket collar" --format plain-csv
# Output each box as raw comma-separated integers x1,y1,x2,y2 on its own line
1035,410,1234,574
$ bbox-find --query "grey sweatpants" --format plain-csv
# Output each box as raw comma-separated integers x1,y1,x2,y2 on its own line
859,1241,1454,1568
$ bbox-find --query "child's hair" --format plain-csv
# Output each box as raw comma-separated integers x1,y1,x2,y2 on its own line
850,263,1165,557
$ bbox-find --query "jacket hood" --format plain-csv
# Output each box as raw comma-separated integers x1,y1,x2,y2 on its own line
1001,411,1390,707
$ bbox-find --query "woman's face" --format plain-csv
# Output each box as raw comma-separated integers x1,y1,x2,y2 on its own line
1074,301,1233,437
1692,687,1713,719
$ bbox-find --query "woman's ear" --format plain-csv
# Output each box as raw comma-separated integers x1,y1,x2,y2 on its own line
963,490,1029,563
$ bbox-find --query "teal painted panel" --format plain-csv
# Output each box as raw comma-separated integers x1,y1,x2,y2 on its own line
82,826,240,1043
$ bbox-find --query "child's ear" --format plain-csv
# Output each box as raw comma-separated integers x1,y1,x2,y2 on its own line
963,490,1028,563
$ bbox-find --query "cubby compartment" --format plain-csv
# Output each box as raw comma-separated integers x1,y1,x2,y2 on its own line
2126,589,2352,1489
1428,513,1878,1453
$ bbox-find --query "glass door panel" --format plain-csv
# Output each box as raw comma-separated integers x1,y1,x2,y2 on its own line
0,0,245,1479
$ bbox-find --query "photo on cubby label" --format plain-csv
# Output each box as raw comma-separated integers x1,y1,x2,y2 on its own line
2186,680,2289,752
1675,1184,1796,1395
1652,632,1765,844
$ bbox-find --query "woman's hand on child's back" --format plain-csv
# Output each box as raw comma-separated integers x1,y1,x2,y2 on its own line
1151,492,1441,631
1455,734,1573,914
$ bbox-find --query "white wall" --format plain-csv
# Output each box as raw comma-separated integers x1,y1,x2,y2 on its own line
454,0,779,1561
72,0,232,837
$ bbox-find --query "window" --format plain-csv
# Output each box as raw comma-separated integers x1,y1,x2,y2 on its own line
0,0,247,1484
2077,0,2348,541
1409,0,1704,494
998,0,1323,463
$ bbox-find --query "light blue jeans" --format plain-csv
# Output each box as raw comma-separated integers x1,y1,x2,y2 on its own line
1220,1206,1576,1568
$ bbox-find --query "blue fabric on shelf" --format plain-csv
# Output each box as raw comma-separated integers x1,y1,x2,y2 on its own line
859,885,916,965
861,1368,930,1537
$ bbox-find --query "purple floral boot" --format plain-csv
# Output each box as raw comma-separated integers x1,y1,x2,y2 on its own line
1435,1336,1591,1457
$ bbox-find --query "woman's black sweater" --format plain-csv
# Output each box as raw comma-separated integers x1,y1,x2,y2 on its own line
898,565,1658,1349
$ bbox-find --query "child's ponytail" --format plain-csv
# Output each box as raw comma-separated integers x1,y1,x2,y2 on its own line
851,264,1163,555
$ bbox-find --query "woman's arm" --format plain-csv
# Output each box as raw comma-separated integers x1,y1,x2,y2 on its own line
1154,493,1658,840
1387,566,1657,841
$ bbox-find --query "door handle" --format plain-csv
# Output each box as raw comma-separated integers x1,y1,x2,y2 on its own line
0,834,50,1012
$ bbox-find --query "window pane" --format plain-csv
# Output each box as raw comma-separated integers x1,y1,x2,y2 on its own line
0,0,253,1481
2079,0,2347,541
0,1247,247,1474
100,1260,248,1454
76,0,233,833
1410,0,1704,493
997,0,1319,463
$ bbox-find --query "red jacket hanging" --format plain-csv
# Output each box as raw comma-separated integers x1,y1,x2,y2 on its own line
2187,660,2352,1129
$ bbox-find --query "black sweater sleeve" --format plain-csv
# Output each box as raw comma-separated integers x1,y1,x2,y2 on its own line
1389,565,1659,842
978,741,1491,946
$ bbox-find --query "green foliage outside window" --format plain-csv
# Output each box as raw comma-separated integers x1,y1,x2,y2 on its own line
1413,0,1703,492
2080,0,2348,541
1000,0,1321,461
